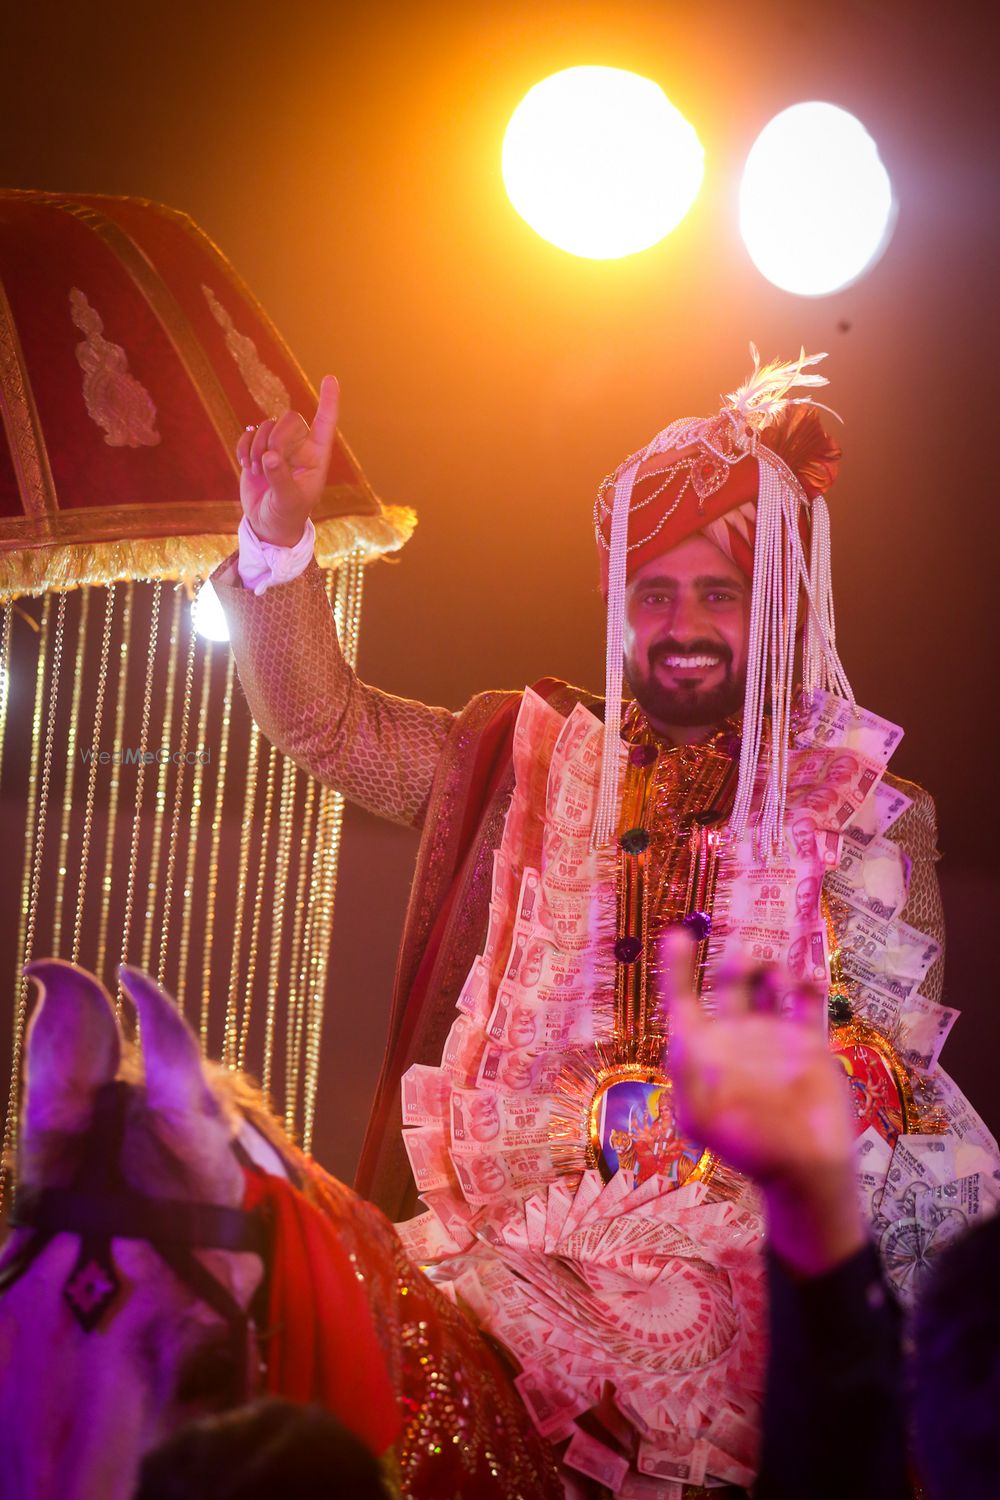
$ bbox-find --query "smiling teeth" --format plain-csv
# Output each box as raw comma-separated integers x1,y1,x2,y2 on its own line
663,655,720,668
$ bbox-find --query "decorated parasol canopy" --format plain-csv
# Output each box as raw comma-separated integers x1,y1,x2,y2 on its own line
0,188,413,595
0,191,412,1197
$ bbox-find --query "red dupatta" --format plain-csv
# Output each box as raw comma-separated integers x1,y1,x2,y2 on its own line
242,1166,400,1458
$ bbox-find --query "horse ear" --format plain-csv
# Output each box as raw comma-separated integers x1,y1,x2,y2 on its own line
117,965,216,1120
22,960,122,1148
118,965,242,1203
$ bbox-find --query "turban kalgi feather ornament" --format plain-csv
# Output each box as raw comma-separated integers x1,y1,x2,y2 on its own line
592,346,853,858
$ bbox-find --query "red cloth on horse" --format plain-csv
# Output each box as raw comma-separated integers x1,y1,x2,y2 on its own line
241,1166,400,1458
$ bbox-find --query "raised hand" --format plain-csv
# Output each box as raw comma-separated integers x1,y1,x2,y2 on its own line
660,928,865,1275
236,375,340,547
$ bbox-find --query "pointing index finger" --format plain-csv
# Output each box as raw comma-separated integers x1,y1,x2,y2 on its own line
658,926,704,1047
658,925,698,1011
311,374,340,456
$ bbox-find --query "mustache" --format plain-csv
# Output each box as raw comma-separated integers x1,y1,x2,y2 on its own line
648,638,733,671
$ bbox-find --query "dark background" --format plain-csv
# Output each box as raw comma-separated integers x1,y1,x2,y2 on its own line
2,0,997,1180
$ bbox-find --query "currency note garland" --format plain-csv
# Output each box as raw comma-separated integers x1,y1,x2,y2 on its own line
824,895,920,1144
394,686,1000,1492
553,701,742,1190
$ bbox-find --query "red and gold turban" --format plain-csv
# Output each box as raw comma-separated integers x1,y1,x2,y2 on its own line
595,403,842,590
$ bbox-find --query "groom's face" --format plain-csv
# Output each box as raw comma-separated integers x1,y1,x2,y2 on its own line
623,533,751,733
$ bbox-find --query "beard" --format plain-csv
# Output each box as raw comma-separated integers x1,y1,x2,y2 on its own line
626,637,747,730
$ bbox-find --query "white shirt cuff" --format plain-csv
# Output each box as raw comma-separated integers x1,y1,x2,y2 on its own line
237,515,316,596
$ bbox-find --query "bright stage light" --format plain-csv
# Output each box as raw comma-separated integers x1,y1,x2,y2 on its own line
502,66,704,260
191,579,230,643
739,102,894,296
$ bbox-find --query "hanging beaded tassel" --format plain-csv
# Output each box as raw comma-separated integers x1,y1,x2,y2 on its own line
728,451,804,853
593,346,853,861
802,493,853,703
593,458,640,849
723,350,852,854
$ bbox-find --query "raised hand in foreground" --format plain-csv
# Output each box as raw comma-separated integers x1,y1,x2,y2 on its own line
236,375,340,547
659,928,866,1277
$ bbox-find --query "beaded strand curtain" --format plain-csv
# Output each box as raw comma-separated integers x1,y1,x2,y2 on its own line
0,191,411,1207
0,558,363,1205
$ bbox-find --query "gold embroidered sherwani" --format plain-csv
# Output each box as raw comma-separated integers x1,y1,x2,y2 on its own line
211,551,947,1204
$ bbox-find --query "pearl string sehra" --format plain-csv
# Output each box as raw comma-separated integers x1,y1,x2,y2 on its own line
591,347,854,861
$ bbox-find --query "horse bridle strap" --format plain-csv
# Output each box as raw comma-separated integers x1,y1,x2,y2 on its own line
0,1081,270,1400
8,1186,268,1256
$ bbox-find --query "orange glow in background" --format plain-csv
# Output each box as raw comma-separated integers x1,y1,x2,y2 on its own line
1,0,996,1174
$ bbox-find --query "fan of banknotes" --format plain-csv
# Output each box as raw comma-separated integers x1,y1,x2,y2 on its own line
407,1167,767,1492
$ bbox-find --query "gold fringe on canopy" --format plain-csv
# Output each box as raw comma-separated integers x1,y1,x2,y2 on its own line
0,506,416,598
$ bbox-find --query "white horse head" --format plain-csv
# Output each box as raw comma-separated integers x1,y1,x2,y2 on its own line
0,960,264,1500
0,960,566,1500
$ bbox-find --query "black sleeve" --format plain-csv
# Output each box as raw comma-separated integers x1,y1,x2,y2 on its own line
754,1241,910,1500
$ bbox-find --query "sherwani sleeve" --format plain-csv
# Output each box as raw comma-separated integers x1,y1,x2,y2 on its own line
211,551,456,829
883,773,946,1002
